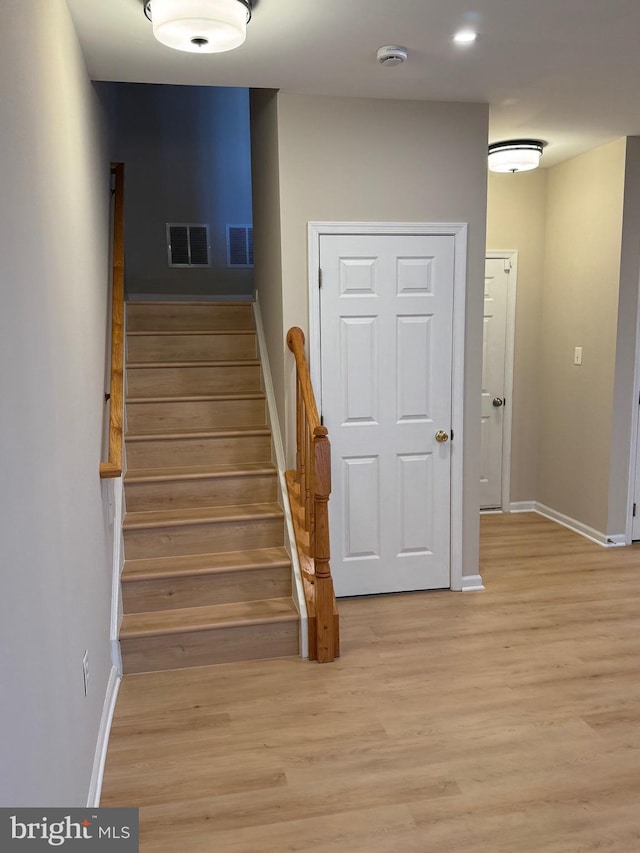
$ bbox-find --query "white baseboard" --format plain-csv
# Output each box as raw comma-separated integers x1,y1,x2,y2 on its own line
604,534,627,547
502,500,627,547
511,501,626,548
110,639,122,672
509,501,536,513
126,293,254,302
109,477,124,675
87,666,121,807
461,574,485,592
253,294,309,659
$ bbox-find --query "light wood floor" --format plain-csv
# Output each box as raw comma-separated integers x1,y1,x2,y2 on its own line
101,513,640,852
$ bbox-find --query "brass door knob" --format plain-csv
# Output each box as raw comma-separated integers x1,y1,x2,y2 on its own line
435,430,449,443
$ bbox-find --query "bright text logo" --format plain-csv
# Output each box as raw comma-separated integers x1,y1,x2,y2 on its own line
1,809,138,851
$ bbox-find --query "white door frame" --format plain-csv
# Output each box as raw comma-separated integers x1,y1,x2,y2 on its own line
308,221,468,591
485,251,518,512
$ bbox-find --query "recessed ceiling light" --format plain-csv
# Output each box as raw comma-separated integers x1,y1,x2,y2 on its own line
453,30,477,45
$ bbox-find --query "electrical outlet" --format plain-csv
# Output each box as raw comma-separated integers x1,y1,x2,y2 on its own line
82,650,90,697
574,346,583,366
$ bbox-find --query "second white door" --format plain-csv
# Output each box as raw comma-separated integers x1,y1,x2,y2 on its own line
319,233,455,596
480,257,510,509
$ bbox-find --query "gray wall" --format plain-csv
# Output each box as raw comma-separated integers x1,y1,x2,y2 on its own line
607,138,640,536
0,0,113,805
102,83,254,299
249,90,285,427
539,139,626,533
251,92,489,579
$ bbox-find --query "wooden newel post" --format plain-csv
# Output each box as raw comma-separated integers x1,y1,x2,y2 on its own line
313,426,336,663
286,325,339,662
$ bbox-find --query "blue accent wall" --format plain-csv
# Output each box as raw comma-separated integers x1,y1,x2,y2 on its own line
99,82,254,298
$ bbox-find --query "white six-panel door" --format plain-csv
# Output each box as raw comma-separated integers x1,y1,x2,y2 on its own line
480,258,509,509
319,233,455,596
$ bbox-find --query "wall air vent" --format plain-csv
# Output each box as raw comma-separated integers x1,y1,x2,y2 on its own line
167,223,211,267
226,224,254,267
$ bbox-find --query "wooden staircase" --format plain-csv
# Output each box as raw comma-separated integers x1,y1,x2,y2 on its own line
119,301,300,674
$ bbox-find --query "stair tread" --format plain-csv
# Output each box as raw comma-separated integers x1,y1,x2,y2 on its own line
127,330,255,337
120,302,300,670
127,359,261,369
126,425,271,441
123,546,291,581
125,461,276,482
120,597,298,638
124,502,284,530
126,300,253,306
126,391,265,403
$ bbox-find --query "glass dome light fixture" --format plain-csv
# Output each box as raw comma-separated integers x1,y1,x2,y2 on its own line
488,139,546,173
144,0,252,54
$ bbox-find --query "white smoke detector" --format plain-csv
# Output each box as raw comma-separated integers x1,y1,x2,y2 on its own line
377,45,408,67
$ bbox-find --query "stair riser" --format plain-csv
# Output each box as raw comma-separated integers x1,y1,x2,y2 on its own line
124,517,284,560
125,473,277,512
127,334,257,363
123,567,291,613
126,398,266,432
127,304,254,332
121,620,299,673
125,434,272,469
126,365,262,398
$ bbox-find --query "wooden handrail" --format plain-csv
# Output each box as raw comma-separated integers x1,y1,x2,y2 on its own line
286,327,321,432
100,163,125,479
286,327,339,663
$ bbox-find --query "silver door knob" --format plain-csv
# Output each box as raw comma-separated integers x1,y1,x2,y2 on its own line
492,397,504,407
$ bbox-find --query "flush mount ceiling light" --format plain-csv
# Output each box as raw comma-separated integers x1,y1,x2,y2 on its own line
488,139,546,173
144,0,252,54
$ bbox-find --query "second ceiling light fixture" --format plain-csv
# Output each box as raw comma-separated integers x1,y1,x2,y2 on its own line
145,0,253,53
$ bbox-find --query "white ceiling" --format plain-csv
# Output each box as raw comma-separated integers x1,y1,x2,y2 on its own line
67,0,640,167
